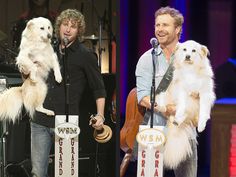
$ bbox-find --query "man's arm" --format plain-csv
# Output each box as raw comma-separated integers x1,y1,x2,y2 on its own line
139,96,151,109
140,95,176,117
89,97,105,130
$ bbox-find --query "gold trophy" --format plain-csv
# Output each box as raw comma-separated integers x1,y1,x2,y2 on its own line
90,114,112,143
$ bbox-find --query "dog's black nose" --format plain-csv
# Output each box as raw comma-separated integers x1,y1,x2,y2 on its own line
185,55,191,60
47,34,52,39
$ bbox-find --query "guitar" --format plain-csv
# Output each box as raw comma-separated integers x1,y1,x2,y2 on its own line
120,88,145,152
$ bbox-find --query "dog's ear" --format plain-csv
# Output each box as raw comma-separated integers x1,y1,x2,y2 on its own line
22,19,34,38
201,45,210,57
26,20,34,30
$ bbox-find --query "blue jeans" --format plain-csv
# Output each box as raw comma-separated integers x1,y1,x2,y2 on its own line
174,139,197,177
31,122,54,177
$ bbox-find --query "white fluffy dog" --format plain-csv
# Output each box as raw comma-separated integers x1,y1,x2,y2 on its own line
0,17,62,122
156,40,216,169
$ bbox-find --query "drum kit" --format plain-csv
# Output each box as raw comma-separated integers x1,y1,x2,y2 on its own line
82,34,107,70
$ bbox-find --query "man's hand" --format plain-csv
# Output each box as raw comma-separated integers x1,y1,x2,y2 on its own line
154,103,176,118
89,114,104,130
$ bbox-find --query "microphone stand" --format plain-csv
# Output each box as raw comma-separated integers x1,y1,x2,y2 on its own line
61,44,69,122
0,76,8,177
0,124,8,177
150,47,157,128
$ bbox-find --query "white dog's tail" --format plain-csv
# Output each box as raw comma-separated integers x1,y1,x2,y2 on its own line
0,87,24,122
163,123,197,169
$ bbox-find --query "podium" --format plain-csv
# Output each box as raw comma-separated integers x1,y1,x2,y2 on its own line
136,125,166,177
211,98,236,177
55,115,80,177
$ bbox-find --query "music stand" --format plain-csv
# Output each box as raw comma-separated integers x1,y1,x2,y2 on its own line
0,75,8,177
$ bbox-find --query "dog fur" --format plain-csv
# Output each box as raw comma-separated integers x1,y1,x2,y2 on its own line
0,17,62,122
155,40,216,169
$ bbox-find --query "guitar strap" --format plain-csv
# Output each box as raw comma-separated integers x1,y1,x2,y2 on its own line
155,60,174,95
142,60,175,125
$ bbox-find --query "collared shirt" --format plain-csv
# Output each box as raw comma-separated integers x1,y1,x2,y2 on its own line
32,39,106,128
135,45,175,126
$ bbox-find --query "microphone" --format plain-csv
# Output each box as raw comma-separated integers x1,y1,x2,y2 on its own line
63,37,69,46
150,37,159,48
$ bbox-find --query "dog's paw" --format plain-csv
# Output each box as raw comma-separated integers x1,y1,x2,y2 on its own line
29,68,38,83
55,74,62,83
30,78,37,83
30,75,37,83
197,119,207,132
46,110,55,116
156,105,167,113
36,106,55,116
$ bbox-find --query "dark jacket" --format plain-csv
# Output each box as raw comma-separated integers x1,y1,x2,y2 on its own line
32,40,106,127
